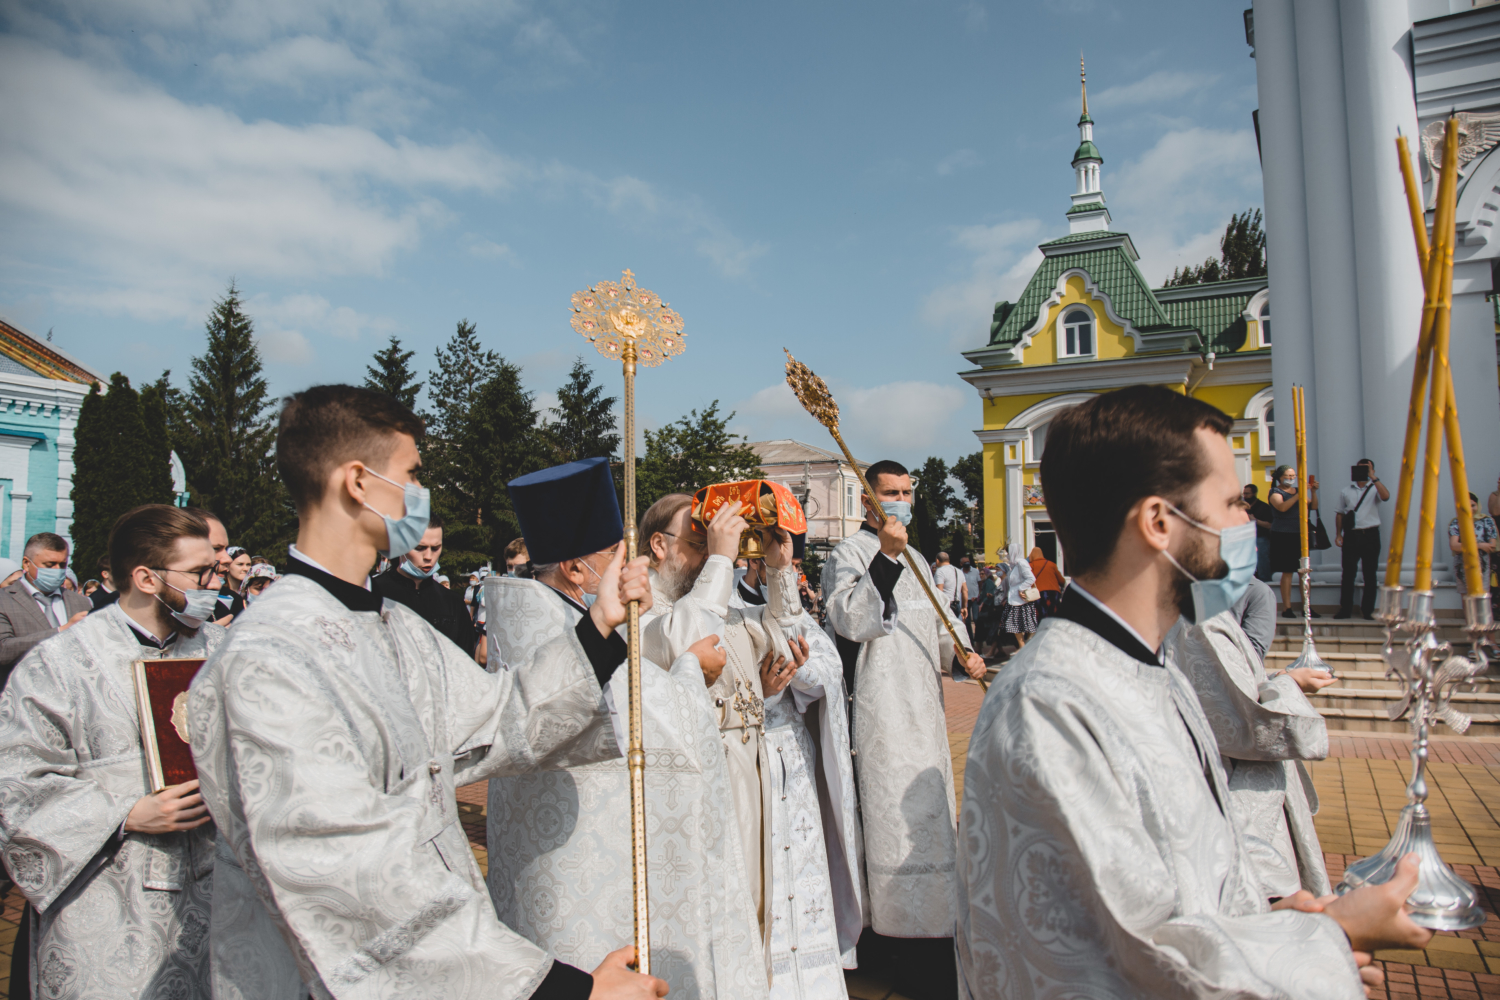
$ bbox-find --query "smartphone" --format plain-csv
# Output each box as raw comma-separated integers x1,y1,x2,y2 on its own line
1352,464,1370,482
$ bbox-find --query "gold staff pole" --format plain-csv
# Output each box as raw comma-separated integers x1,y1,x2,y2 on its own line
570,271,688,973
784,350,986,691
1287,386,1331,675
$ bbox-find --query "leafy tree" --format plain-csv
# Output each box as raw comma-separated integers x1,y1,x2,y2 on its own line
545,358,620,465
909,456,955,562
947,451,984,562
138,382,176,504
1164,209,1267,287
364,335,423,410
800,547,824,592
173,282,288,553
70,373,173,578
637,402,763,512
422,321,545,574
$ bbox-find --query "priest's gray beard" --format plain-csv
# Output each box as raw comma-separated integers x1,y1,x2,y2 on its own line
656,547,702,603
1169,527,1227,621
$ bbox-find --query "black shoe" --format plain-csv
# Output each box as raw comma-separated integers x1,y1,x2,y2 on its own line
1333,609,1352,619
1361,612,1376,620
1281,607,1298,618
1308,608,1322,619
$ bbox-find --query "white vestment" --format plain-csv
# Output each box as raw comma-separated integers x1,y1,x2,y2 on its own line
822,528,970,938
482,576,768,1000
956,616,1362,1000
1169,612,1331,898
189,572,619,1000
0,605,224,1000
649,561,863,1000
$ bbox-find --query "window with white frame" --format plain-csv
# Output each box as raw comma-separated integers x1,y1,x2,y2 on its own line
844,480,857,518
1258,301,1271,346
1029,421,1049,462
1060,308,1094,358
1264,405,1275,454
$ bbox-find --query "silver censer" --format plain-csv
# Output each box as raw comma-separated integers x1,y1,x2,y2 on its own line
1288,556,1334,676
1335,584,1490,930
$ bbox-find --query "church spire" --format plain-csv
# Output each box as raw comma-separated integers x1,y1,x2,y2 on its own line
1067,55,1110,234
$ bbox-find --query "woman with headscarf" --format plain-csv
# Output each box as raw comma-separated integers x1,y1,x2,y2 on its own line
1001,540,1039,649
1029,546,1065,618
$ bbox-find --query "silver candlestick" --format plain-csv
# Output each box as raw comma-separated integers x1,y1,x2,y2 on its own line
1287,555,1334,677
1335,584,1489,930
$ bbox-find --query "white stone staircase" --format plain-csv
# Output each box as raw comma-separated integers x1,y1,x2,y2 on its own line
1268,619,1500,737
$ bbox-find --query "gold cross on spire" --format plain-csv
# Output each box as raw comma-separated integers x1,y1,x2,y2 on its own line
1081,54,1088,117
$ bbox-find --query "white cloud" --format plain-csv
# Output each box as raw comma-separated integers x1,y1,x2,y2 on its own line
935,149,981,177
257,326,313,364
215,35,378,90
1090,70,1220,111
921,219,1045,349
462,235,519,262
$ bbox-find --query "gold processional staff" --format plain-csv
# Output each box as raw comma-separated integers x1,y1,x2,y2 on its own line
569,270,686,974
784,350,987,692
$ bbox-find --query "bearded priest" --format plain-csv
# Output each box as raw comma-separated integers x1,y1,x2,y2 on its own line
640,492,864,1000
0,504,226,1000
189,386,666,1000
482,458,769,1000
820,460,985,1000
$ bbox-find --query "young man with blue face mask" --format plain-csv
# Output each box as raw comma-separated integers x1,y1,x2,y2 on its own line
0,532,91,684
189,386,670,1000
821,460,986,1000
371,511,480,662
0,504,226,1000
956,385,1430,1000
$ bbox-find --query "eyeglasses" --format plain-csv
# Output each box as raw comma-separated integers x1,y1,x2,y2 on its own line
659,531,705,549
152,565,220,589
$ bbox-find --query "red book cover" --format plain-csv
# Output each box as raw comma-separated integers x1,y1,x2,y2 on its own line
132,657,207,791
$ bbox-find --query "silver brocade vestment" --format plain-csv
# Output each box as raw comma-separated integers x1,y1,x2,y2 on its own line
648,558,864,1000
1168,612,1331,898
0,604,224,1000
956,616,1362,1000
189,575,618,1000
821,529,970,939
481,576,768,1000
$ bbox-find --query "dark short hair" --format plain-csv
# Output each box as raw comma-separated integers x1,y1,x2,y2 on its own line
864,460,909,490
277,385,425,512
504,537,529,561
1039,385,1233,577
1243,484,1258,496
426,510,444,532
108,505,211,595
1359,458,1373,466
96,554,111,573
24,532,69,559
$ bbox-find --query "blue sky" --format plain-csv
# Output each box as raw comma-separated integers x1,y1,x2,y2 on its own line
1,0,1263,469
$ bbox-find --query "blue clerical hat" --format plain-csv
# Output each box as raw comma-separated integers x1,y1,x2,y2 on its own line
508,457,624,565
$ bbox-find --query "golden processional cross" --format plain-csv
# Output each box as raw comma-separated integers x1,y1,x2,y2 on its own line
569,269,685,973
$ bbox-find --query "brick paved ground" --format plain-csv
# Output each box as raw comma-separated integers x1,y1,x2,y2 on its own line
1,680,1495,999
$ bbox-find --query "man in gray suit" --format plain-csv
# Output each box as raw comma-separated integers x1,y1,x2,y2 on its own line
0,532,90,686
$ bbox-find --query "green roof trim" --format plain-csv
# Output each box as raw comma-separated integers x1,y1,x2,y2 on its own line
1072,140,1102,163
1066,201,1106,215
988,243,1172,348
1039,231,1120,247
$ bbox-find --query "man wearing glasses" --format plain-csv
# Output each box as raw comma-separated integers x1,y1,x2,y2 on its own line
0,504,227,1000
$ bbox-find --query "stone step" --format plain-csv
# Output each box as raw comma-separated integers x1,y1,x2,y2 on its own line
1306,685,1500,736
1318,706,1500,737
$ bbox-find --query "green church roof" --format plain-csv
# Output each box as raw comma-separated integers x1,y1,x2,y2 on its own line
988,243,1170,347
1155,279,1264,354
1072,140,1102,164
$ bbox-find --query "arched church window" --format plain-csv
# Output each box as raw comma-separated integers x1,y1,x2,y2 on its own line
1061,309,1094,358
1258,301,1271,345
1264,405,1275,453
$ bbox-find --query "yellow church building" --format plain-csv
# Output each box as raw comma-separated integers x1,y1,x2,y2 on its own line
958,78,1272,570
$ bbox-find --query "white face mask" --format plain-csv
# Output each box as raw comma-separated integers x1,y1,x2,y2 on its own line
151,571,221,628
579,557,602,609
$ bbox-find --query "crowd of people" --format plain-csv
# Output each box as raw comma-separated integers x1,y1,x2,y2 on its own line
0,382,1441,1000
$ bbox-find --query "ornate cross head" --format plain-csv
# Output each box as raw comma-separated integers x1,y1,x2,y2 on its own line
570,269,685,368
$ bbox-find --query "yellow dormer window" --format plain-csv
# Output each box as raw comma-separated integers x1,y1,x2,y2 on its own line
1060,308,1095,358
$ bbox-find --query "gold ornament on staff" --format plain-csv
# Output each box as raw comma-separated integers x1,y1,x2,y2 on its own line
784,350,986,692
570,269,686,973
1285,385,1332,676
1335,119,1490,931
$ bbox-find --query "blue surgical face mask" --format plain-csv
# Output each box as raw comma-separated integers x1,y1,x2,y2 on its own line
580,557,602,609
1161,503,1258,624
401,559,439,580
151,571,222,629
361,467,431,559
880,501,913,526
31,565,66,594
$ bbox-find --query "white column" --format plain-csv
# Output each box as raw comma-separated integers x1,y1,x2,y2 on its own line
9,492,29,560
54,399,79,544
1254,0,1317,477
1448,267,1500,579
1338,0,1432,583
1294,0,1365,492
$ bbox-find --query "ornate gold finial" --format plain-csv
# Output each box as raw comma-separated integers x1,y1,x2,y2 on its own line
1081,54,1088,117
570,269,685,368
783,349,840,430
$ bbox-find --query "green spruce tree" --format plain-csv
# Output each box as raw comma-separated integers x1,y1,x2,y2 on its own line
364,335,424,410
909,456,955,562
138,382,177,505
637,402,763,512
546,358,620,465
175,282,286,553
69,373,172,578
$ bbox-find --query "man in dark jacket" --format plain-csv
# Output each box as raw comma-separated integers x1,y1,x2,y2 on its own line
371,512,481,660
